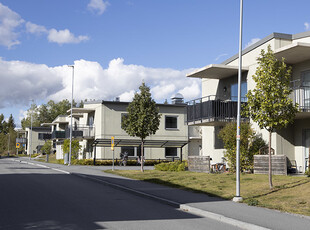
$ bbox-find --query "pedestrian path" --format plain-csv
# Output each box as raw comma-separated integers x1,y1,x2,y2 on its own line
13,158,310,230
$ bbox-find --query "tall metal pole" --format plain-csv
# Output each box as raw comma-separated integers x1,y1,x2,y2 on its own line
29,100,34,160
233,0,243,202
68,65,74,166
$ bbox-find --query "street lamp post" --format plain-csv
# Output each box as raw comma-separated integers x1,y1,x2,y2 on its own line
233,0,243,203
68,65,74,166
29,100,34,160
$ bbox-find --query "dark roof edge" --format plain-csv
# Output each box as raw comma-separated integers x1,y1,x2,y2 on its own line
221,32,293,65
101,100,186,107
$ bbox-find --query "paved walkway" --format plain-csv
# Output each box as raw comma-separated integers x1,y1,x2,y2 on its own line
12,158,310,230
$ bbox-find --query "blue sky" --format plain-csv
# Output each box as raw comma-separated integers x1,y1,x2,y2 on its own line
1,0,310,127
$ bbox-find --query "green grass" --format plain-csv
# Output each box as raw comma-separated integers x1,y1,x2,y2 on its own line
105,170,310,216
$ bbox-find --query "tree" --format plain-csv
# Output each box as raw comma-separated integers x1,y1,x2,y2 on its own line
21,99,77,129
218,122,266,172
245,45,298,189
41,140,52,155
62,139,81,160
122,82,161,172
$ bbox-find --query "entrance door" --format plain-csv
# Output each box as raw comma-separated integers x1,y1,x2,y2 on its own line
303,129,310,172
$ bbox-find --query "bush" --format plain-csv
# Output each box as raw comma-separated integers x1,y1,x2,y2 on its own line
155,161,187,172
246,198,259,206
305,170,310,177
68,159,166,166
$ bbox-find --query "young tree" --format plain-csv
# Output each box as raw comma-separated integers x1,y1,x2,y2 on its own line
122,82,161,172
218,122,266,172
41,140,52,155
62,139,81,160
245,45,298,189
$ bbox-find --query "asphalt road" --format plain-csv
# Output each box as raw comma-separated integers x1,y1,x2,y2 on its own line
0,158,242,230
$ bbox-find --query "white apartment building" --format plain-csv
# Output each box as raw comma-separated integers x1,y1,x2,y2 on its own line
187,31,310,173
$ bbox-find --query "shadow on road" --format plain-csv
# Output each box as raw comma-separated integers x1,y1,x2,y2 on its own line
0,172,201,230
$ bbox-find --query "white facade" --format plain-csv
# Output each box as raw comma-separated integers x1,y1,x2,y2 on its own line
187,31,310,172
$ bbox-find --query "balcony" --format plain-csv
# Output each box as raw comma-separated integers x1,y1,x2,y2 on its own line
38,133,52,140
291,80,310,118
186,95,247,126
16,138,27,144
65,125,95,139
51,130,66,139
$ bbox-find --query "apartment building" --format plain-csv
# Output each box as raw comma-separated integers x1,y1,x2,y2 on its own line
39,95,201,161
187,31,310,172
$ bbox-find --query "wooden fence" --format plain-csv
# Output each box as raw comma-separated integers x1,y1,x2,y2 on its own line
254,155,287,175
188,156,211,173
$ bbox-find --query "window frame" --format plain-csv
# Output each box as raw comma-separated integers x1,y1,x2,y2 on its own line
165,115,178,130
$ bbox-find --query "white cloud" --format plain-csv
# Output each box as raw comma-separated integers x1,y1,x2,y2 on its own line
0,3,24,48
0,3,89,47
305,22,310,31
0,57,201,110
88,0,109,15
0,57,63,109
47,29,89,44
215,53,228,61
245,38,260,48
26,22,47,34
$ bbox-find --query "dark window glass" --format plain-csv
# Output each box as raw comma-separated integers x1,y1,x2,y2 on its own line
165,147,177,157
121,147,134,156
165,116,177,129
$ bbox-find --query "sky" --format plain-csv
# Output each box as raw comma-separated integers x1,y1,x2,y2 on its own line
1,0,310,127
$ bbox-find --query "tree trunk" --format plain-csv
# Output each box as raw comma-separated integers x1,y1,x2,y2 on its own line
141,139,144,172
269,130,273,189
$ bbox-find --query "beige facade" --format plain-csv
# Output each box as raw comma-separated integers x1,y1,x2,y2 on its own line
187,31,310,172
41,99,201,161
78,100,197,160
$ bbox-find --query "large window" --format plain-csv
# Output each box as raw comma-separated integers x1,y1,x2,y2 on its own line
165,116,178,129
231,82,247,102
121,147,135,156
214,126,224,149
165,147,178,157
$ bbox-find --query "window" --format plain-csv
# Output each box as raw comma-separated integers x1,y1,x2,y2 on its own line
214,126,224,149
121,147,135,156
165,147,178,157
231,82,247,102
88,112,94,126
165,116,178,129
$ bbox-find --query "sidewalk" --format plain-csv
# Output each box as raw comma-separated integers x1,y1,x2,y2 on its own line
15,158,310,230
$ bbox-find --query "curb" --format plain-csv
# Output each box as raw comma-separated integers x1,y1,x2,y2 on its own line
10,158,270,230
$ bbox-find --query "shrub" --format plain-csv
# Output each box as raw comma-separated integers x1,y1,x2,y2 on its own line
155,161,187,172
246,198,259,206
305,170,310,177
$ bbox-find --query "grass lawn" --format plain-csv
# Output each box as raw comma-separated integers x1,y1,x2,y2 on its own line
106,170,310,216
34,154,63,164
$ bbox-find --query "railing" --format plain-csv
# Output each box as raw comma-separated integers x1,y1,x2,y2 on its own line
65,125,95,139
16,138,27,144
51,130,66,139
290,79,310,112
186,95,248,124
38,133,52,140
